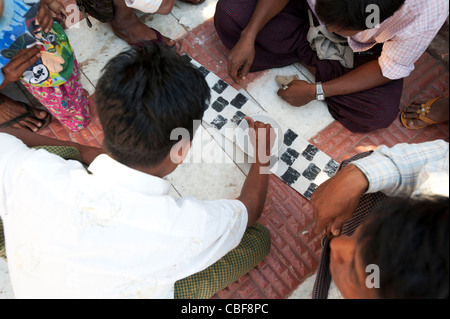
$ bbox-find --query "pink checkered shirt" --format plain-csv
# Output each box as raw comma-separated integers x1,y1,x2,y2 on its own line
307,0,449,79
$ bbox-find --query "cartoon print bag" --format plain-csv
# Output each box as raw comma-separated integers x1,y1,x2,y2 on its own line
0,0,75,87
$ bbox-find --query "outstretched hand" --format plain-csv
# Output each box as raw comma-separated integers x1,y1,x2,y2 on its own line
311,164,369,236
36,0,54,33
1,45,43,88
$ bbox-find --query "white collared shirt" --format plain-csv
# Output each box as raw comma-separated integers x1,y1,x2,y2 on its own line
0,133,248,299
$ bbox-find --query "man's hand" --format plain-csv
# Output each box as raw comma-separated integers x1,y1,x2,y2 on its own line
245,116,276,168
46,0,67,20
277,80,316,107
36,0,55,33
1,46,43,88
312,164,369,236
227,35,256,83
237,117,275,227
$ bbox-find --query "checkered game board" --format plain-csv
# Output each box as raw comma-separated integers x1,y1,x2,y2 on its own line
187,56,339,200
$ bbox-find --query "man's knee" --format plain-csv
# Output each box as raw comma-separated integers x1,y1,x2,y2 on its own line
157,0,175,15
248,223,271,258
328,95,401,133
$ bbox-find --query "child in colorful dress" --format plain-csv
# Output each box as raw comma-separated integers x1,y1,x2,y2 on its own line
0,0,89,132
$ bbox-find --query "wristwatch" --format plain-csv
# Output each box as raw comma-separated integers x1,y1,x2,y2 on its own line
316,82,325,101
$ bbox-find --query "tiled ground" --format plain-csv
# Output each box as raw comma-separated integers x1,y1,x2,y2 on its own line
0,0,448,299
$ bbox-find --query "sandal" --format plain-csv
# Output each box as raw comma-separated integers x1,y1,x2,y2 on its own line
130,28,172,47
0,102,52,132
400,96,446,130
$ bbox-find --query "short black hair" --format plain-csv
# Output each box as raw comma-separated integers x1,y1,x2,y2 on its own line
95,42,211,167
315,0,406,30
357,196,449,299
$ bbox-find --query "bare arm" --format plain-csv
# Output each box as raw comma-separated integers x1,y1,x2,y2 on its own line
228,0,290,83
0,46,42,90
0,128,104,165
241,0,291,39
156,0,175,15
278,59,392,106
322,59,391,97
312,164,369,236
237,117,275,227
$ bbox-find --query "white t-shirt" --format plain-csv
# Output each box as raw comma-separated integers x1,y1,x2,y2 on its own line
125,0,163,13
0,133,248,299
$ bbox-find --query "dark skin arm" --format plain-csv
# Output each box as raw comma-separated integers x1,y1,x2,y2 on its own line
228,0,290,83
0,127,104,166
278,59,392,106
0,0,65,90
311,164,369,236
0,46,42,90
237,117,276,227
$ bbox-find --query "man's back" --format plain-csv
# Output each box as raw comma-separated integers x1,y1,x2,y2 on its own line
0,134,247,298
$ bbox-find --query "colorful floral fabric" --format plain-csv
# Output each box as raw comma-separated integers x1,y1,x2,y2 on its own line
22,58,90,132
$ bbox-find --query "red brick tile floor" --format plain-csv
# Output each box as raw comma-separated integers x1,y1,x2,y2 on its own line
37,17,449,299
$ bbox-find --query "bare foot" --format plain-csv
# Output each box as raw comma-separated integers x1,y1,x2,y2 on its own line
179,0,205,4
402,97,449,129
110,0,176,47
0,93,50,132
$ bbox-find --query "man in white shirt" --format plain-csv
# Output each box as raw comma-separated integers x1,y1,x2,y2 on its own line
111,0,204,46
0,42,273,298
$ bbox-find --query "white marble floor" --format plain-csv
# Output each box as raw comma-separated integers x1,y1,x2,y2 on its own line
0,0,335,299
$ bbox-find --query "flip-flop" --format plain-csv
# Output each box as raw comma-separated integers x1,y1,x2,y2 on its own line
0,102,52,132
179,0,206,5
400,96,445,130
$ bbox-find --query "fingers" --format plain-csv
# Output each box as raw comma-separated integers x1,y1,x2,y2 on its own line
59,5,68,18
313,214,344,237
244,116,255,128
329,217,346,237
37,2,54,33
3,46,42,83
245,117,274,157
240,61,252,80
11,46,42,68
228,62,243,83
276,84,294,105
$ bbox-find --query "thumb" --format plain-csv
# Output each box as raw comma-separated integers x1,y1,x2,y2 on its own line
330,215,349,237
240,61,252,79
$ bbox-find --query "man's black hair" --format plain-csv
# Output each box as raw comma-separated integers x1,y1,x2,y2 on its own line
315,0,406,30
357,196,449,299
95,42,211,168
